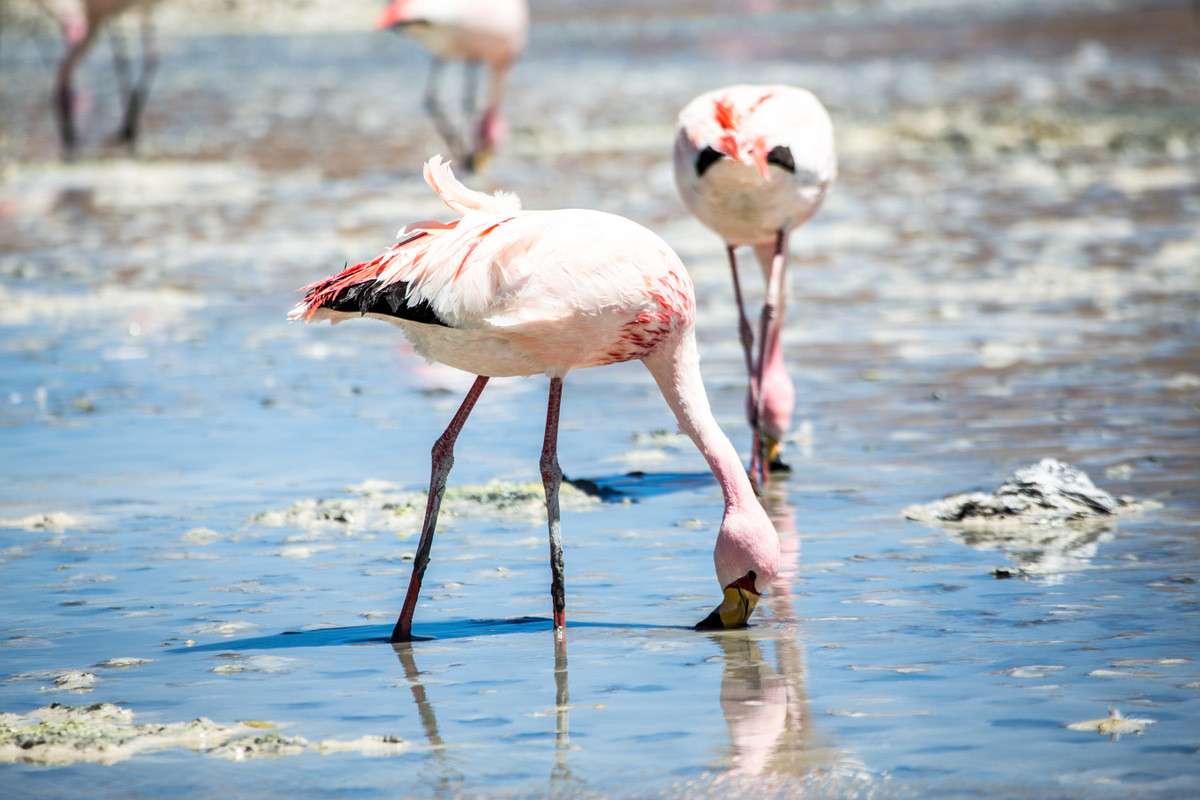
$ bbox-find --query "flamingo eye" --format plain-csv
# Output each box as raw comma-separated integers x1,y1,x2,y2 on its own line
766,145,795,173
695,146,724,177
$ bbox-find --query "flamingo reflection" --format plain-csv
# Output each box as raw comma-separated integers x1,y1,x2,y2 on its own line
709,491,847,778
392,638,576,786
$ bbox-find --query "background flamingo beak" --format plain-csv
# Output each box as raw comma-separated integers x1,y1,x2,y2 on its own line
750,143,771,180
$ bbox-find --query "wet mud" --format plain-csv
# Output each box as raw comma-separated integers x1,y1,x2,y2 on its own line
2,0,1199,798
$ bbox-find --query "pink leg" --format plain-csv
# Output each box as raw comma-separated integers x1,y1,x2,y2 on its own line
752,231,788,485
727,245,765,483
392,375,489,642
541,377,566,631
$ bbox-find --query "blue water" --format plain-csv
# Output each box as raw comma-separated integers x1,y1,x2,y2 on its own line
2,0,1198,797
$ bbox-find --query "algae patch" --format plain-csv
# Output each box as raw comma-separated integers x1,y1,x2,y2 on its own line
0,703,411,765
250,479,599,535
0,703,243,765
1066,708,1156,742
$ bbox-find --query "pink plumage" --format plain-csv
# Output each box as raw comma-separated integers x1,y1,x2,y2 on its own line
674,84,837,482
291,157,780,640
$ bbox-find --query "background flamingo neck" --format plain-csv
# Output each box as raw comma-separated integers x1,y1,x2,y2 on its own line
643,335,758,512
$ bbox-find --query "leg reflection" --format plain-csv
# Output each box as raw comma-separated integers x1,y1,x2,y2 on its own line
392,637,578,787
393,642,462,790
551,637,574,784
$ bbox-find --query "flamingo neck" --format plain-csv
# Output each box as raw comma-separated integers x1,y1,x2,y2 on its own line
642,334,757,513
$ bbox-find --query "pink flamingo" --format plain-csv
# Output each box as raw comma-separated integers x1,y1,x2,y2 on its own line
290,156,780,642
378,0,528,172
37,0,160,155
674,85,836,482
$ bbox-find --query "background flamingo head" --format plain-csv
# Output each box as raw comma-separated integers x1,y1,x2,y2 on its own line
701,94,774,180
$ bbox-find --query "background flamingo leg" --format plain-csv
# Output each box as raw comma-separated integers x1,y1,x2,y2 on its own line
541,376,566,632
423,58,468,163
392,375,490,642
752,230,788,485
110,11,158,149
54,29,99,156
727,245,764,482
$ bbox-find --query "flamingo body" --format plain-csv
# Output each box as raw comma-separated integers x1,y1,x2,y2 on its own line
674,85,836,479
674,85,835,246
380,0,527,67
292,157,780,640
379,0,528,170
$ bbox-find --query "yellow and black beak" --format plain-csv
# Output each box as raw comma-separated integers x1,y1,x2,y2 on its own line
695,574,760,630
763,435,783,469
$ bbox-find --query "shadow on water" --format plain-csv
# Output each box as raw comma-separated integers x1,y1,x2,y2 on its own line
179,616,692,653
566,471,715,501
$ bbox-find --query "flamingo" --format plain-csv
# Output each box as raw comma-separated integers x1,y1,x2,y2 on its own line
674,85,836,482
377,0,528,172
37,0,160,155
290,156,781,642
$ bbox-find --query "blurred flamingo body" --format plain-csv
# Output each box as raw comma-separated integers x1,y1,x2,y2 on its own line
378,0,528,171
291,156,780,641
674,85,836,481
38,0,160,155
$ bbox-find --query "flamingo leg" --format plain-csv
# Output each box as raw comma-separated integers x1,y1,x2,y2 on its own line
541,377,566,631
423,58,467,163
728,244,765,483
462,60,482,171
392,374,489,642
463,60,480,129
55,29,100,156
113,11,158,149
753,230,788,484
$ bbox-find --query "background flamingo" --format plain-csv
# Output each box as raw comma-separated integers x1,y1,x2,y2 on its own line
37,0,160,155
290,156,780,642
674,84,836,482
378,0,528,172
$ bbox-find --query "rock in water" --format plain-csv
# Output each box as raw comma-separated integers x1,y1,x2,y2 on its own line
904,458,1121,526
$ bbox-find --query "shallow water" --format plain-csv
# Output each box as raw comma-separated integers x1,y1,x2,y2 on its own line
2,0,1199,798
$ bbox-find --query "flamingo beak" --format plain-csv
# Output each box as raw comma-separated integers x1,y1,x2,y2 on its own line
750,142,771,181
763,434,783,468
695,575,761,630
468,149,494,174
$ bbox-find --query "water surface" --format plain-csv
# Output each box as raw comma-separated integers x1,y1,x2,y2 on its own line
1,1,1198,797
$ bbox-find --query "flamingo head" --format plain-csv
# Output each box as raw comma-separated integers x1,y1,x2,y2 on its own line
688,95,776,181
696,572,762,630
695,502,780,629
